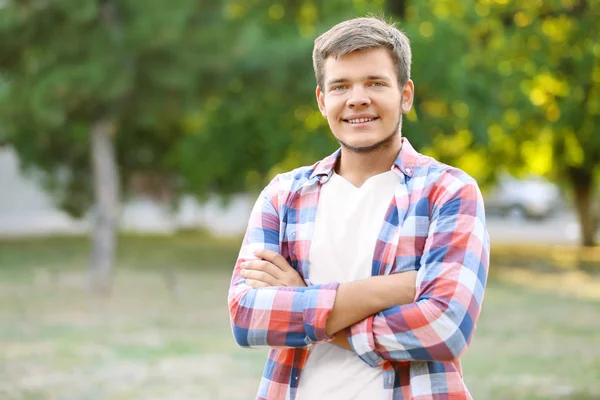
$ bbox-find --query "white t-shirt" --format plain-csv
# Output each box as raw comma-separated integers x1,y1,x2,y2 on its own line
295,170,399,400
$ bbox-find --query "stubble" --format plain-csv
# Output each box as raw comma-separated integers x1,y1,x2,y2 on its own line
337,115,402,154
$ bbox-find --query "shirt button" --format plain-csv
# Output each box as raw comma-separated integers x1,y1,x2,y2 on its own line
405,168,411,174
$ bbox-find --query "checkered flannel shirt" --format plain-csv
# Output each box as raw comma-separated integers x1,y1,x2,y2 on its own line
228,138,490,400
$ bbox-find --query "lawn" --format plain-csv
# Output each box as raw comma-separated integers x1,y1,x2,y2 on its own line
0,235,599,400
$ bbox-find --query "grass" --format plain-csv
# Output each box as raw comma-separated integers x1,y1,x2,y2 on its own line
0,235,599,400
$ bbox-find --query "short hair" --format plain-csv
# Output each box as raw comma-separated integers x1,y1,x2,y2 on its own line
312,16,412,90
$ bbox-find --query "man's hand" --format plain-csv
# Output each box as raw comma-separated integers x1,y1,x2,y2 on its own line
240,249,307,288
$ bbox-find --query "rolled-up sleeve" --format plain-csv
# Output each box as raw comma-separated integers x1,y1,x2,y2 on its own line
228,175,339,348
347,179,490,365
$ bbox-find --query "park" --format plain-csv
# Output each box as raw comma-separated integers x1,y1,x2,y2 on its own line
0,1,599,399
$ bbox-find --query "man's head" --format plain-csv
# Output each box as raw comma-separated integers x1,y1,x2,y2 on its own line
312,16,412,93
313,17,414,154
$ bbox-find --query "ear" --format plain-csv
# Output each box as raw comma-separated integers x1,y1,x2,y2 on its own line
316,86,327,118
401,80,415,114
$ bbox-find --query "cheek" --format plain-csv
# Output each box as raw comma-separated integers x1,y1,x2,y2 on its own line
389,98,404,115
323,100,342,119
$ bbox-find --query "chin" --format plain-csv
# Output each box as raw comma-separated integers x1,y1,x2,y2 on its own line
342,135,382,147
339,140,383,154
348,140,379,148
336,129,400,154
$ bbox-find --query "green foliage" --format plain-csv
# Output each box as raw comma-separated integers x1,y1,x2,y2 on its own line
174,0,387,196
385,0,598,190
0,0,598,243
392,0,599,244
0,0,227,215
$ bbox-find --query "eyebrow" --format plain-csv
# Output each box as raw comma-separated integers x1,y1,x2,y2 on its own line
365,75,391,81
326,78,349,86
326,75,392,86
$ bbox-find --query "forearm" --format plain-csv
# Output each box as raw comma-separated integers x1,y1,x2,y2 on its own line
345,180,490,365
348,251,489,365
229,282,339,348
370,294,478,362
330,332,353,350
325,271,417,336
326,271,417,350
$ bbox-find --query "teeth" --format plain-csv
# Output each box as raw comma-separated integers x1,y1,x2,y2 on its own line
348,118,374,124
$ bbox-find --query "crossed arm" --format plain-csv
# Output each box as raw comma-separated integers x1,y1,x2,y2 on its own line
240,250,417,350
239,248,417,350
228,175,490,364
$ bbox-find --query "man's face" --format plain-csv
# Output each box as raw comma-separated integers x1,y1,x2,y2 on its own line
316,47,414,153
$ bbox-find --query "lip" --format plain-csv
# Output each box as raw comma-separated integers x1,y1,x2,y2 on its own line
343,113,378,121
342,114,379,126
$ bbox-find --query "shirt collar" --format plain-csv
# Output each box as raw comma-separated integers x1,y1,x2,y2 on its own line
309,137,419,181
393,137,419,177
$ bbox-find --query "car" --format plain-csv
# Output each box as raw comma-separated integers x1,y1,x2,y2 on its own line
484,174,562,221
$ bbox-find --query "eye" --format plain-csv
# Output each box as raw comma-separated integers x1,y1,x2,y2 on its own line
331,85,348,91
370,81,386,87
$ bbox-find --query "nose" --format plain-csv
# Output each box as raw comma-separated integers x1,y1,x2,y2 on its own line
346,87,371,108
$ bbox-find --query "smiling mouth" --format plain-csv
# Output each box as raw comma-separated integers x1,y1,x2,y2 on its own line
343,117,379,124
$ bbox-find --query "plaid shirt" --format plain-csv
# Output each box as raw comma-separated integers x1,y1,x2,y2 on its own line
228,138,490,400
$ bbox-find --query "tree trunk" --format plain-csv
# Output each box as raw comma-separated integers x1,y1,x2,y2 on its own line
88,119,120,295
387,0,408,19
568,167,598,247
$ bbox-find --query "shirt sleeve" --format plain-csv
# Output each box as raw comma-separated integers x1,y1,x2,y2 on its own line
228,175,339,348
346,179,490,366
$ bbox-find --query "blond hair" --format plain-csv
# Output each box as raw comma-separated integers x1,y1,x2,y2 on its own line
312,16,412,90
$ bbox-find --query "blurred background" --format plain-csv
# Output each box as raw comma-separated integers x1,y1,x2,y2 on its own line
0,0,599,399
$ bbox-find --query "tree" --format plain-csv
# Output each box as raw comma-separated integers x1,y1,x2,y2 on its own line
387,0,600,246
175,0,391,196
197,0,600,246
0,0,229,293
482,0,600,246
2,0,596,252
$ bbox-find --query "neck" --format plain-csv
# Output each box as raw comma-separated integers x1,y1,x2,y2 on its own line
335,134,403,188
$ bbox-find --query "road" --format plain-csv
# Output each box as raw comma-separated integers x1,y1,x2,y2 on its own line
487,212,584,245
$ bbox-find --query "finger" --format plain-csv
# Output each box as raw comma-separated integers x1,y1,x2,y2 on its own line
245,278,269,289
254,249,290,271
243,260,283,279
241,268,279,286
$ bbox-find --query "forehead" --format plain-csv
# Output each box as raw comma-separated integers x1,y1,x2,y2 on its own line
323,47,396,82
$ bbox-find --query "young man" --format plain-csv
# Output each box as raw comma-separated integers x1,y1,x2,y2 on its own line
228,17,489,400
